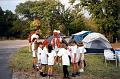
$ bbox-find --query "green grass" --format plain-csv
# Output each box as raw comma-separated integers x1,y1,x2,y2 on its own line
83,55,120,79
10,47,33,71
10,47,120,79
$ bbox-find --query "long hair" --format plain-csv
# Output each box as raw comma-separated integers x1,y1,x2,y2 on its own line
48,44,53,53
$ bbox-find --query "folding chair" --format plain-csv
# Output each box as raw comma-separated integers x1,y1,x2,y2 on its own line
104,49,117,67
115,49,120,67
117,54,120,67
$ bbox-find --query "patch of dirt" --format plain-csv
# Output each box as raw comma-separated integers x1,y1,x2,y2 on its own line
111,43,120,49
12,71,112,79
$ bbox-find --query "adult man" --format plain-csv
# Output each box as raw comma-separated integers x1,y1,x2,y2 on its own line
51,30,62,52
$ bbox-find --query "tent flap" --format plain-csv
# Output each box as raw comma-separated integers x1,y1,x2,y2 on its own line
69,31,91,43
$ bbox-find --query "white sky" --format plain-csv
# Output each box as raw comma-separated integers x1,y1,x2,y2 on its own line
0,0,70,13
0,0,90,18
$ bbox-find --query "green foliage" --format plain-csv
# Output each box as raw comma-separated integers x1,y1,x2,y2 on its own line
80,0,120,42
0,7,22,39
15,0,87,37
15,0,65,36
0,0,89,39
0,7,6,37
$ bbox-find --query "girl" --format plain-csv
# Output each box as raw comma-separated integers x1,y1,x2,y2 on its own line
70,41,78,77
77,42,86,72
39,40,48,77
31,38,38,69
57,43,70,78
37,42,43,71
47,44,56,77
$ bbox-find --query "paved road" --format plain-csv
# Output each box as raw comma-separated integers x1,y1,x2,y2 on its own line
0,40,28,79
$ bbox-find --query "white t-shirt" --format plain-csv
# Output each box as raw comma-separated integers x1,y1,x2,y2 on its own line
77,46,86,54
47,50,56,65
77,46,86,60
57,48,70,66
31,34,39,41
70,45,77,63
31,42,35,51
31,42,37,57
37,47,44,63
40,46,47,64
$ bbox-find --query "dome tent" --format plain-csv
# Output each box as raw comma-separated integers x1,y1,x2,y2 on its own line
82,33,112,53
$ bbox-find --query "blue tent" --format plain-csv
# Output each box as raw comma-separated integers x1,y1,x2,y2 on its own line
69,31,91,43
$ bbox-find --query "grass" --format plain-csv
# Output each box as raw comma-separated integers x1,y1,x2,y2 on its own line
10,47,120,79
83,55,120,79
10,47,33,71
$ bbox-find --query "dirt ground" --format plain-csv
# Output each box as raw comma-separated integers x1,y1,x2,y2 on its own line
111,43,120,49
12,71,112,79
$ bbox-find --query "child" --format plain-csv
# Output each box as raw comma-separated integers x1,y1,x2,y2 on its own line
28,31,34,52
57,43,70,78
39,41,48,77
77,42,86,72
37,42,43,71
47,44,56,77
70,41,78,77
31,30,39,42
31,38,38,69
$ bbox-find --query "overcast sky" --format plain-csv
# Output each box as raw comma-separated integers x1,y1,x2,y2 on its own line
0,0,69,12
0,0,90,17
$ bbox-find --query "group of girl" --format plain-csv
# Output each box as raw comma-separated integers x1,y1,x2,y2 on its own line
31,37,86,78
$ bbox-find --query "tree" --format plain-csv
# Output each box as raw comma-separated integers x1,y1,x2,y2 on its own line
84,18,98,32
15,0,65,36
80,0,120,42
68,0,87,35
0,8,16,38
0,6,6,37
15,0,87,38
30,18,41,30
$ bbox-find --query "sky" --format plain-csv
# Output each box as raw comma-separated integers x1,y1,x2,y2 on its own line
0,0,90,18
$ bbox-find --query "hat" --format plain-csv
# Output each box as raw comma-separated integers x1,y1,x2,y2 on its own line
53,30,60,33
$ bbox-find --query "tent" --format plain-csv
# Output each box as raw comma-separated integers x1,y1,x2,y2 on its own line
82,33,112,53
69,31,91,43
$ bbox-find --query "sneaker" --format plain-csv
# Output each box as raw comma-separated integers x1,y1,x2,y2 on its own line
71,73,76,77
79,68,84,72
40,73,47,77
67,76,71,79
75,72,80,76
42,73,47,77
40,72,43,76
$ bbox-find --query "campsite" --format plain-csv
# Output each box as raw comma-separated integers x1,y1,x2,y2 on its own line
10,43,120,79
10,31,120,79
0,0,120,79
